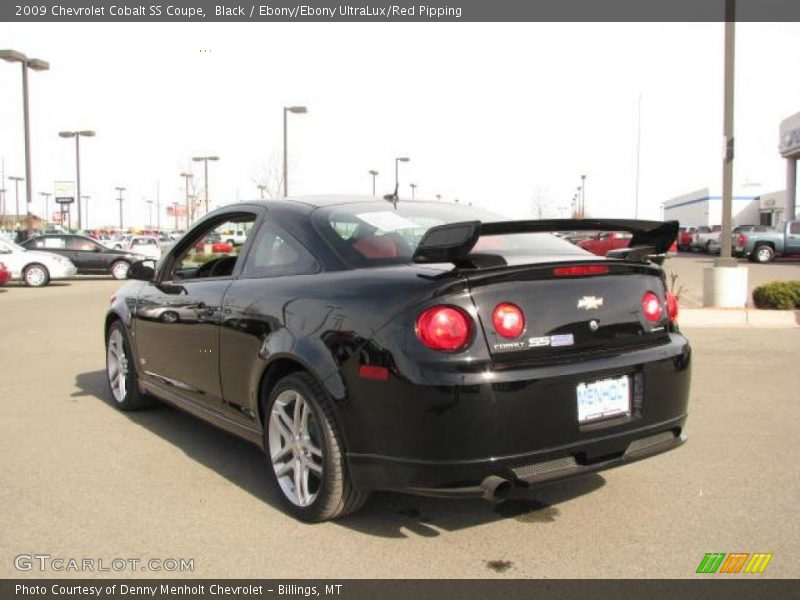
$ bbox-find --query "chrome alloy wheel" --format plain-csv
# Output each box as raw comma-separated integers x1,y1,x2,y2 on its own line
106,328,129,403
111,261,130,279
25,266,47,286
268,390,324,507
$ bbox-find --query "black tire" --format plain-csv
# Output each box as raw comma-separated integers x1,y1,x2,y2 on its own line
110,260,131,280
752,244,774,264
263,372,369,522
23,263,50,287
105,320,156,411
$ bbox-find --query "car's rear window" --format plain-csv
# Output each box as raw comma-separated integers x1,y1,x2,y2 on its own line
312,201,590,268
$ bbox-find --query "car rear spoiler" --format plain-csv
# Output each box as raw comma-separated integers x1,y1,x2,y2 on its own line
412,218,679,266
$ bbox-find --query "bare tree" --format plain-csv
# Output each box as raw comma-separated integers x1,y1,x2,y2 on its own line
252,150,285,200
531,186,552,219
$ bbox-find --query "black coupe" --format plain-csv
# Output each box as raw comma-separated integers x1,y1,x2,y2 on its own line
104,197,690,521
22,234,147,279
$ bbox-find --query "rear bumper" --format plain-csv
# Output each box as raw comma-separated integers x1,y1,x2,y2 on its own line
343,333,691,494
348,417,686,496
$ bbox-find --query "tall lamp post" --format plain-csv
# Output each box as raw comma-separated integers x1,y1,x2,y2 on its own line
115,187,126,230
0,188,5,219
580,174,586,217
171,202,179,231
257,184,267,199
146,199,154,230
191,156,218,216
58,130,95,230
283,105,307,197
368,169,378,195
9,176,24,225
180,171,193,222
394,157,410,199
39,192,51,224
1,49,49,239
81,195,89,229
410,183,417,199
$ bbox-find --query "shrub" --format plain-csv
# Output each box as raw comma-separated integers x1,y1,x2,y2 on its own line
752,280,800,310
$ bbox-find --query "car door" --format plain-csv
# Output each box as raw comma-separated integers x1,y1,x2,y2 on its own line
65,236,107,272
132,208,263,411
219,218,320,426
785,222,800,253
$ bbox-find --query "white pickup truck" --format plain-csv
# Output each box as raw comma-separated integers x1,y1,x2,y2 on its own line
691,225,721,252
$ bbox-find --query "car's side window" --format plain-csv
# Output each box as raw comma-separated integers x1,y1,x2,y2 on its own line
790,222,800,235
66,237,96,251
241,221,318,278
39,237,66,249
167,214,257,281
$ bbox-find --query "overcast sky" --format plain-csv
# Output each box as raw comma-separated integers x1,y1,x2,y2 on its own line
1,22,799,229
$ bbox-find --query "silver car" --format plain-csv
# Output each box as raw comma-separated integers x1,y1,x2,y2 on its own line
0,238,78,286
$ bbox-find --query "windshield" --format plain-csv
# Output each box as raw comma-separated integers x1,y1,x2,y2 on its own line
313,201,590,268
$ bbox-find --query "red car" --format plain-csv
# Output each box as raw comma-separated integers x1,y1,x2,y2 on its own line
577,231,633,256
0,262,10,286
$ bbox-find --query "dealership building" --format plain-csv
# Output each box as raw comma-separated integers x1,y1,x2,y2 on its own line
664,110,799,228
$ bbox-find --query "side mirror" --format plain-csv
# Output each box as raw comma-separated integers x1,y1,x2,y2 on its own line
129,259,156,281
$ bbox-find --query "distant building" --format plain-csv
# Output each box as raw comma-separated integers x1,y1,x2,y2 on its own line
663,187,791,228
0,213,47,232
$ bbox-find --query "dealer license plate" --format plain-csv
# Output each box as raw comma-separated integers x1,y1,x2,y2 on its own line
576,375,631,423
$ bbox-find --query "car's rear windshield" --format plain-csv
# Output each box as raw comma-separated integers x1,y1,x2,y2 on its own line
312,201,590,268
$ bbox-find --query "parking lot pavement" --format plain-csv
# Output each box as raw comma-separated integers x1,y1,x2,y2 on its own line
663,253,800,308
1,280,798,579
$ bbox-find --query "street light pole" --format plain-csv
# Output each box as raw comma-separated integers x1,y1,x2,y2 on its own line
180,171,193,223
581,174,586,217
192,156,219,216
282,105,308,197
171,202,179,231
257,184,267,199
115,187,125,230
717,0,736,266
368,169,378,195
410,183,417,199
146,199,154,230
1,50,49,239
394,157,410,199
81,195,89,229
58,130,95,230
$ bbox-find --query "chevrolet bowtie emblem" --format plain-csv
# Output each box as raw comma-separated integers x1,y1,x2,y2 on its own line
577,296,604,310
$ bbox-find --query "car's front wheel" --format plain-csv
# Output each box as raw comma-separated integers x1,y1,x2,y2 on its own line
23,263,50,287
110,260,131,280
264,372,368,522
105,321,155,411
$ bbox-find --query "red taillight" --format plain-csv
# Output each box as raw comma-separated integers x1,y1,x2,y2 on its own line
416,305,472,352
737,234,747,246
553,265,610,277
642,291,663,322
666,292,679,323
492,303,525,339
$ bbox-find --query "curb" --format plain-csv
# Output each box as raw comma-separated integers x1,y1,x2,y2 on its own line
679,308,800,328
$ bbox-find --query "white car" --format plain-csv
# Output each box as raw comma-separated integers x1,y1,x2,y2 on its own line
123,235,161,259
0,238,78,287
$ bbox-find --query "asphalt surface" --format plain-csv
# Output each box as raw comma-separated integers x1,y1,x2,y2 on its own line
1,279,798,579
663,253,800,308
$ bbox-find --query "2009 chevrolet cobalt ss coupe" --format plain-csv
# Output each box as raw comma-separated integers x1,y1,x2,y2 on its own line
104,197,690,522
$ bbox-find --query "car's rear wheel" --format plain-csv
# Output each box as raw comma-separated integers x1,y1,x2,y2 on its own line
23,263,50,287
105,321,155,411
264,372,368,522
752,244,775,263
110,260,131,280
